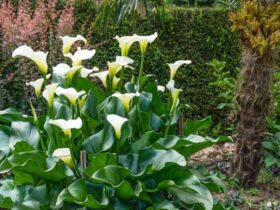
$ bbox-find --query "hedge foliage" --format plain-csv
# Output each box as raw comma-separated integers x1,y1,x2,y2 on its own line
83,7,241,124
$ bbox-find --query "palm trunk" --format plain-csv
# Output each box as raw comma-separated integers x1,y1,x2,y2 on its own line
231,48,275,187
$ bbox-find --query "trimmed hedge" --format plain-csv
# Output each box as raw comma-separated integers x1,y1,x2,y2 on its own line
84,7,241,124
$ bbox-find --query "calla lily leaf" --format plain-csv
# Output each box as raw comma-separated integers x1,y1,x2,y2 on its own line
0,151,67,181
0,125,11,155
0,108,32,123
56,179,109,209
184,116,212,135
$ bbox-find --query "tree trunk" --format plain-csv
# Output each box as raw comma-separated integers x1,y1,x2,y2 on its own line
231,49,275,187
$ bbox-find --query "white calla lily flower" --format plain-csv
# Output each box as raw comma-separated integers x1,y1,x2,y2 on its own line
53,148,74,169
80,67,99,78
90,71,109,88
168,60,192,80
60,35,87,55
112,92,140,112
56,87,85,105
12,45,48,74
107,114,128,139
112,76,121,91
157,85,165,92
108,56,134,78
26,74,51,97
53,63,82,83
170,88,182,113
65,48,96,66
134,32,158,54
166,80,175,91
49,117,82,138
115,35,138,56
42,83,59,108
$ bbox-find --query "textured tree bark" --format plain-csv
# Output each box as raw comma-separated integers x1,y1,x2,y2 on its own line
231,49,275,187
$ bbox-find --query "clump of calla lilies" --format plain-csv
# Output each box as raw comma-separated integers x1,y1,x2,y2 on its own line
0,33,226,210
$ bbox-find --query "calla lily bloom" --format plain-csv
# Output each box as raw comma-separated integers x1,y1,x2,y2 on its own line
157,85,165,92
108,56,134,78
53,148,74,169
112,76,121,91
42,83,59,108
78,95,87,110
60,35,87,55
26,74,51,97
90,71,109,88
112,92,140,112
168,60,192,80
115,35,138,56
65,47,96,66
56,87,85,106
80,67,99,78
170,88,182,113
12,45,48,75
49,117,82,138
53,63,82,83
107,114,128,139
134,32,158,54
166,80,175,91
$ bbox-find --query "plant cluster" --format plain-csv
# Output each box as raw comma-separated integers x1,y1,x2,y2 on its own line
0,34,227,209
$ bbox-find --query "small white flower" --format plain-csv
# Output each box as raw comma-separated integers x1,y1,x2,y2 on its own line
112,92,140,112
65,48,96,66
90,71,109,88
26,74,51,97
53,148,74,169
80,67,99,78
166,80,175,90
108,56,134,78
53,63,82,83
134,32,158,54
266,201,273,208
49,117,82,138
13,45,48,75
60,35,87,55
157,85,165,92
42,83,59,108
170,88,182,113
168,60,191,80
107,114,128,139
115,35,138,56
55,87,85,105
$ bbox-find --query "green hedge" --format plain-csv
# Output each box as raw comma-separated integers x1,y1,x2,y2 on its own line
84,7,241,124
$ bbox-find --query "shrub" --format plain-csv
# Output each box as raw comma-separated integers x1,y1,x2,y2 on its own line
0,34,228,209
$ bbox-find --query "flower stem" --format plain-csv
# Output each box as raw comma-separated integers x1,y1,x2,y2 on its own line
137,52,145,91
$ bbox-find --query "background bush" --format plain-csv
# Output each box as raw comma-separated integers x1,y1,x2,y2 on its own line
0,3,241,133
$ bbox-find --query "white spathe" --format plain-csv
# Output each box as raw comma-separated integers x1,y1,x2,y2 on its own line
115,35,138,56
170,88,182,113
90,71,109,88
134,32,158,54
108,56,134,78
55,87,85,105
65,48,96,66
112,92,140,112
166,80,175,91
53,63,82,82
42,83,59,108
12,45,48,75
80,67,99,78
26,74,51,97
53,148,74,168
112,76,121,91
168,60,192,80
107,114,128,139
49,117,82,138
157,85,165,92
60,35,87,55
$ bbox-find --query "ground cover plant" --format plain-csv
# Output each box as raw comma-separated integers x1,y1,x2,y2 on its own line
0,34,228,209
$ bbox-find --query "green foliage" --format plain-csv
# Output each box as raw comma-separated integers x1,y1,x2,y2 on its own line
0,34,230,209
83,7,241,127
262,132,280,168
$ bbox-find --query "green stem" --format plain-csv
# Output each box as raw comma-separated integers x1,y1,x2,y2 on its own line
137,52,145,91
68,136,81,178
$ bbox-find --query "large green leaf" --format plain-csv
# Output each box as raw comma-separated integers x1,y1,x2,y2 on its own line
0,179,56,209
0,125,11,155
0,108,32,124
184,116,212,135
56,179,109,209
82,126,115,154
0,151,67,181
10,121,40,149
155,134,229,157
119,147,186,176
